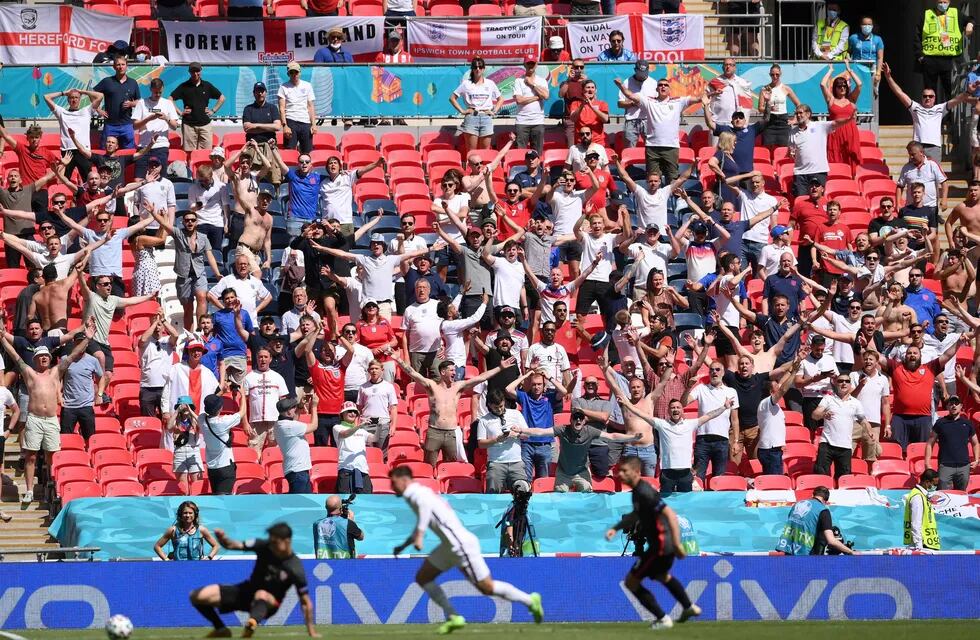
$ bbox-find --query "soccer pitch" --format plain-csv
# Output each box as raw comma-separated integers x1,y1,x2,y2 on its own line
10,621,980,640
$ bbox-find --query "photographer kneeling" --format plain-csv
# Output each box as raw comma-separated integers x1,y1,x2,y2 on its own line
776,486,856,555
313,495,365,559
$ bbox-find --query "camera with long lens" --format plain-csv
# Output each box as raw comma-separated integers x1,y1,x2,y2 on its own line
340,493,356,518
497,480,537,558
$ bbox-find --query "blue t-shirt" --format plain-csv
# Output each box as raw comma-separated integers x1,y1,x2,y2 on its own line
516,389,555,443
848,34,884,62
286,169,322,221
93,75,141,125
762,272,806,317
904,286,942,334
968,70,980,97
199,335,223,379
212,308,253,358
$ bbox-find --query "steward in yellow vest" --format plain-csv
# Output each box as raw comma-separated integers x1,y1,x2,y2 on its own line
914,2,976,101
813,3,849,61
903,469,941,550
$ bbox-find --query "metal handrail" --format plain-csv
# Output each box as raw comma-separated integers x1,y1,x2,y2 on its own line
0,546,101,562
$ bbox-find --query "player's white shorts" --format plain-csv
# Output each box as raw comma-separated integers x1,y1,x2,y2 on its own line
428,538,490,584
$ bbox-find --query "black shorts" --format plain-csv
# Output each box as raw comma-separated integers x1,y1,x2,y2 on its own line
575,279,610,315
86,341,115,371
629,551,674,580
218,582,280,615
712,326,741,357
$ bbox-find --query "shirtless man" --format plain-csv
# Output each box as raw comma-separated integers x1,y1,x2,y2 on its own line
224,141,271,259
712,314,804,373
936,248,975,307
601,363,672,476
944,180,980,261
236,188,274,277
0,318,94,503
30,260,84,334
461,134,515,221
877,281,918,334
394,355,515,466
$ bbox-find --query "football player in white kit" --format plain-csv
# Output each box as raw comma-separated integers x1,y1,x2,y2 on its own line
390,465,544,634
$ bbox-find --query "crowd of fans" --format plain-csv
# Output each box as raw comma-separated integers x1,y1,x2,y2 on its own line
1,5,980,528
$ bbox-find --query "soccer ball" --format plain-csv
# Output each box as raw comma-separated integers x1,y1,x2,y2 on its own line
105,614,134,639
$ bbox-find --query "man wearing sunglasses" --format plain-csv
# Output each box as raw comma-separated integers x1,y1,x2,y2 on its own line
559,59,588,146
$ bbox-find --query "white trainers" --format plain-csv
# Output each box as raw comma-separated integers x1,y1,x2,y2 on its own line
650,616,674,630
21,490,33,504
677,604,702,623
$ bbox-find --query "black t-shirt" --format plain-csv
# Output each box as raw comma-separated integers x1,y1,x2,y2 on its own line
620,480,674,556
722,371,771,428
243,101,279,144
810,508,833,555
14,284,40,334
932,415,974,466
868,216,907,238
486,349,520,408
753,313,800,366
170,79,222,126
322,232,355,277
92,76,141,125
243,538,308,601
92,152,131,189
292,338,323,389
38,205,87,237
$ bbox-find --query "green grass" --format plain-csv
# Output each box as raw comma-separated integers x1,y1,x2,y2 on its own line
8,620,979,640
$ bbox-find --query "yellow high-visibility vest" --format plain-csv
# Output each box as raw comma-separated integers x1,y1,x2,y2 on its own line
922,8,963,57
815,19,849,61
903,486,941,550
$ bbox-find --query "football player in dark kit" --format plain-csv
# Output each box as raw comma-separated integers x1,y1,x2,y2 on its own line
189,522,319,638
606,457,701,630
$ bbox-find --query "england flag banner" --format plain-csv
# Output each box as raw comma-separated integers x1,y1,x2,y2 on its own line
162,16,384,64
567,14,704,62
0,5,133,64
407,17,541,62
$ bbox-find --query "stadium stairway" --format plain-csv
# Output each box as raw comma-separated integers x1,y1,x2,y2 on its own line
0,440,61,559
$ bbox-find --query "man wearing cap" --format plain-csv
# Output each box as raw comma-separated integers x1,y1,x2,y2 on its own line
242,81,283,184
93,39,130,65
138,311,179,419
333,402,375,495
170,63,224,152
275,394,318,494
617,61,655,149
0,319,93,503
93,55,140,149
565,127,608,174
199,390,246,496
166,339,220,438
131,78,179,177
278,62,317,155
312,231,432,320
315,28,354,63
812,371,873,480
376,29,413,63
615,76,703,182
597,30,636,62
543,36,571,63
512,56,549,155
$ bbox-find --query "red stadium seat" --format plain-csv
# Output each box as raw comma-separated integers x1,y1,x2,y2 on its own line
235,462,266,480
878,442,904,460
92,449,133,470
877,473,914,489
128,429,162,451
429,4,464,16
310,447,339,464
532,477,555,493
234,478,271,494
98,464,139,484
795,474,834,491
61,481,102,503
436,462,476,480
380,132,417,155
753,475,793,491
231,447,259,464
56,467,98,495
51,450,92,476
468,3,502,15
871,459,909,476
397,461,435,478
60,434,87,451
370,477,396,494
837,474,876,489
709,476,748,491
88,433,128,454
103,480,146,497
145,480,183,496
443,477,483,493
592,477,617,492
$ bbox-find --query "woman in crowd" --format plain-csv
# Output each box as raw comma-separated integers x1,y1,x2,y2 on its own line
355,300,398,382
450,57,504,155
707,131,741,205
153,501,218,560
758,63,801,150
821,61,864,169
169,395,204,496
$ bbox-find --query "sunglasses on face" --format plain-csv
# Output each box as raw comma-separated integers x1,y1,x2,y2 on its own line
52,200,66,206
97,281,112,287
472,63,485,69
572,65,584,70
39,224,54,230
401,221,414,226
184,217,197,223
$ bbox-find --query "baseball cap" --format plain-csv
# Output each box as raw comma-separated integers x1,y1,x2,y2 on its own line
645,224,660,233
634,60,650,72
548,36,564,49
481,218,497,228
257,188,275,200
340,401,360,415
362,299,379,308
267,332,288,344
525,150,539,160
691,221,709,235
287,61,301,73
253,82,267,92
494,330,513,344
584,150,600,160
808,177,824,187
466,227,483,236
369,232,386,243
203,394,224,416
210,146,225,158
387,29,401,40
185,340,206,352
32,346,51,359
499,306,516,316
277,396,300,414
839,272,853,281
523,54,537,64
147,157,162,166
135,45,151,55
947,395,962,405
188,62,203,72
111,39,129,52
731,111,746,120
571,408,586,420
770,224,790,237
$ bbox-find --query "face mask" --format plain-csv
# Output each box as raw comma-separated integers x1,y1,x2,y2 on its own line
827,10,838,20
136,53,148,62
329,43,341,50
861,25,873,35
938,3,949,13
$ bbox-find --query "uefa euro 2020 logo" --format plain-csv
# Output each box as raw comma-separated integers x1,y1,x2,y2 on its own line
20,8,38,31
660,16,687,46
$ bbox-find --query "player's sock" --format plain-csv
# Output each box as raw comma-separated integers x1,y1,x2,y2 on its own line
491,580,532,606
193,603,226,630
632,585,666,619
423,582,459,617
663,577,693,609
249,600,271,622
